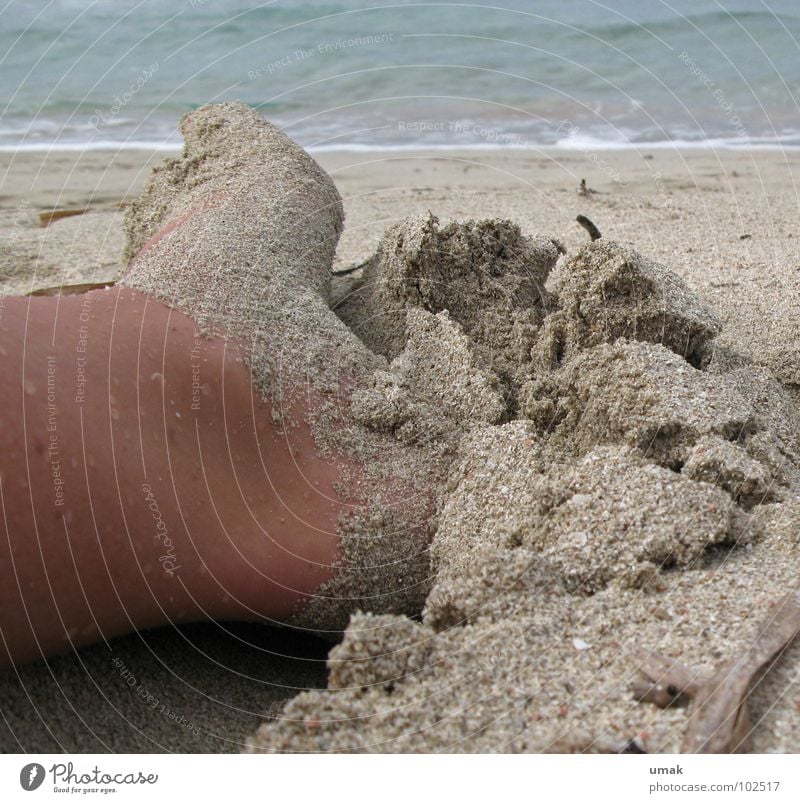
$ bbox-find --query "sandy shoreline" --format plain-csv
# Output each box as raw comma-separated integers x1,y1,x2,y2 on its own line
2,145,800,753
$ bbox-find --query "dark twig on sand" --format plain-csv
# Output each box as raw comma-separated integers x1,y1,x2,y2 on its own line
576,214,602,241
332,259,369,276
631,591,800,753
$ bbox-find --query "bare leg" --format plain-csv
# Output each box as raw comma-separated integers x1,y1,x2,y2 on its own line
0,288,350,665
0,103,438,666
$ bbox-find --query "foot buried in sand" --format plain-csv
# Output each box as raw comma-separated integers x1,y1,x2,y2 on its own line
0,102,445,666
121,102,452,634
5,104,800,755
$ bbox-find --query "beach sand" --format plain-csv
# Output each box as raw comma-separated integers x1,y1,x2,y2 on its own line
2,143,800,752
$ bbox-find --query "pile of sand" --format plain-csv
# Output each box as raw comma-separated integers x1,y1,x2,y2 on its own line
5,110,800,754
248,224,800,753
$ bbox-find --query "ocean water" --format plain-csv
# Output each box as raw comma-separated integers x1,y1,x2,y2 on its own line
1,0,799,151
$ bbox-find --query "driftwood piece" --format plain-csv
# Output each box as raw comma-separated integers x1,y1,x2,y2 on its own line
576,214,602,241
631,650,705,708
631,591,800,753
38,208,89,227
685,590,800,753
28,281,116,297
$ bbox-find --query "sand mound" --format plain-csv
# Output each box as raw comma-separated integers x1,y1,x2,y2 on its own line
519,340,792,512
351,308,507,445
535,240,721,370
337,214,563,391
522,340,757,464
248,214,800,753
434,434,740,599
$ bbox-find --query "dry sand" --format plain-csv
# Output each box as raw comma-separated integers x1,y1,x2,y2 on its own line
2,135,800,753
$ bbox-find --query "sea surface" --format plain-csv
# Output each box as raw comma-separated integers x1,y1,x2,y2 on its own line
1,0,799,151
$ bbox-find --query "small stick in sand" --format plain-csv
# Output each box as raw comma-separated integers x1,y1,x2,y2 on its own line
332,259,369,276
576,214,602,241
631,590,800,753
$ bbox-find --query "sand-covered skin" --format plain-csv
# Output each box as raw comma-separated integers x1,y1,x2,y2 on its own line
120,103,454,635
